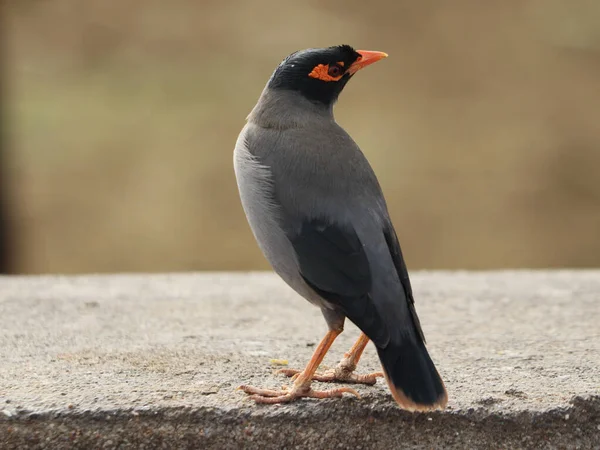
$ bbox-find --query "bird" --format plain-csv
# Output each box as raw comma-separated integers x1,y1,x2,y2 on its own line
233,44,448,412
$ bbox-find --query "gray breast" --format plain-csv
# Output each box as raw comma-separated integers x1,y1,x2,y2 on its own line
233,124,328,308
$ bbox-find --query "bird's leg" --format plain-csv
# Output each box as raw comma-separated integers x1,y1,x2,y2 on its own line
278,332,384,385
238,329,360,404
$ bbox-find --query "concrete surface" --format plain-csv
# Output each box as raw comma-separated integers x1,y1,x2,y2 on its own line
0,271,598,449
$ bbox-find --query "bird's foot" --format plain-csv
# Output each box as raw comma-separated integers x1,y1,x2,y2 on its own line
277,361,384,386
238,383,359,404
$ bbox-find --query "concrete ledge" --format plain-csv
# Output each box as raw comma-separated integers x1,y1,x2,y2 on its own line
1,271,599,449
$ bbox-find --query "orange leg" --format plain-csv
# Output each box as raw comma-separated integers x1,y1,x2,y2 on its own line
239,330,360,404
278,332,384,385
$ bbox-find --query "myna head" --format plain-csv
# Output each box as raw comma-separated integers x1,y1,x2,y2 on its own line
267,45,388,106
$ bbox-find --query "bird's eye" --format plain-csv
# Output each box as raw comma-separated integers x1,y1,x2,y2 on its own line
308,63,344,81
327,64,343,77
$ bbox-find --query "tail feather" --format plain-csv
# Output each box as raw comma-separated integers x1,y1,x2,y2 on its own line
377,338,447,411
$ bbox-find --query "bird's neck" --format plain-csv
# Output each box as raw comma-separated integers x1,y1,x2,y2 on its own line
247,88,335,129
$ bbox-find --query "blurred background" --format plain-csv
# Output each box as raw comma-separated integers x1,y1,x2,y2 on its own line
1,0,600,274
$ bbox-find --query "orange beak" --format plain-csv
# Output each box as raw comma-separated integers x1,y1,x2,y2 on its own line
348,50,388,75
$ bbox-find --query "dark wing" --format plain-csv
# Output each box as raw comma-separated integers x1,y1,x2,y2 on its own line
290,219,390,347
383,224,426,342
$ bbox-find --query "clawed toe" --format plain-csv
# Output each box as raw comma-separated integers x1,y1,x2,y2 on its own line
238,385,287,397
238,383,360,404
240,332,378,405
344,371,384,385
275,368,302,381
277,367,383,386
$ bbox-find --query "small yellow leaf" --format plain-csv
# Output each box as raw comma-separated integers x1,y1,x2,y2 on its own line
269,359,288,366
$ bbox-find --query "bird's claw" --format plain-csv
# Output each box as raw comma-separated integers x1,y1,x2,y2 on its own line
238,384,360,404
277,367,384,386
275,368,301,381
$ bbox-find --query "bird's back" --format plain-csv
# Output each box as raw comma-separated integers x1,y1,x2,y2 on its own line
236,98,418,341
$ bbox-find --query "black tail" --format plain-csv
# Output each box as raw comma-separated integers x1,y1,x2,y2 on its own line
377,338,447,411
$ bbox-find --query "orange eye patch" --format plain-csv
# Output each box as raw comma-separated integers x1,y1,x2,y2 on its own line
308,62,345,82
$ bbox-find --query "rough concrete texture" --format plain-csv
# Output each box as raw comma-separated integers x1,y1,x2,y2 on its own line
0,271,599,449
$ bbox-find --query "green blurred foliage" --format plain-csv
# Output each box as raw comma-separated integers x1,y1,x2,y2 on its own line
4,0,600,273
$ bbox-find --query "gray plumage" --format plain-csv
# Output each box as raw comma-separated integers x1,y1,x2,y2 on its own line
235,88,409,334
234,46,446,410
